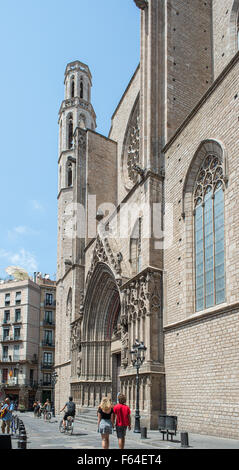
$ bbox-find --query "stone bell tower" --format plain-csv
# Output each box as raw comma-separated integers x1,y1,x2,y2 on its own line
55,61,96,407
57,60,97,281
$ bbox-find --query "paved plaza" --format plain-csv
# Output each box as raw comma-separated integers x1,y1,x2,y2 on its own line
7,412,239,450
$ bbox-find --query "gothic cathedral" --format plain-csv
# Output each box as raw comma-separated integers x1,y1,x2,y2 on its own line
55,0,239,437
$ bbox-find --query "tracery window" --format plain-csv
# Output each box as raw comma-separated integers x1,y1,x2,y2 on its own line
194,154,225,311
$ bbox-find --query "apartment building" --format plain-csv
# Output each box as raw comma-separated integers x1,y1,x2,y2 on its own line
0,274,56,409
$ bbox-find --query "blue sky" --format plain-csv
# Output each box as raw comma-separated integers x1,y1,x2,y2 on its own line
0,0,140,280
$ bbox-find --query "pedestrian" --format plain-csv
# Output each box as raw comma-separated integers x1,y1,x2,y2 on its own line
113,393,131,449
0,397,14,434
97,397,114,449
33,400,38,418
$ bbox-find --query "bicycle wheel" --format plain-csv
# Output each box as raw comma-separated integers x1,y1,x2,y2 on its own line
68,418,74,435
59,419,65,433
46,411,51,421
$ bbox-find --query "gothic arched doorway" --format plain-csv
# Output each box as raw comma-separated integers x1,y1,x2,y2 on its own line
80,262,121,406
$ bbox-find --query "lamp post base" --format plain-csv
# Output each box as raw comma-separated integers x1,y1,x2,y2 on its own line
134,417,141,433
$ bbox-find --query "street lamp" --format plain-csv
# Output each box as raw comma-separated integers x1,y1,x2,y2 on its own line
130,339,147,433
51,370,58,417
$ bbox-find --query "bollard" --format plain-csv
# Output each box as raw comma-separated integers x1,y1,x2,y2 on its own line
18,432,27,449
18,438,27,449
141,427,147,439
181,431,189,448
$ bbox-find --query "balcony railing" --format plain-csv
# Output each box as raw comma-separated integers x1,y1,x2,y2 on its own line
0,379,38,388
41,340,54,347
0,355,37,363
41,362,54,370
0,336,22,342
43,320,55,326
44,300,56,307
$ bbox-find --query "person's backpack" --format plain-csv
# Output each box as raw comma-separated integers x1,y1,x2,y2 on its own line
67,401,75,414
0,406,8,419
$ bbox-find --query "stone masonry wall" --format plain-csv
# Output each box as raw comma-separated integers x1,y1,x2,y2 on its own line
212,0,239,78
163,53,239,438
164,56,239,326
165,308,239,438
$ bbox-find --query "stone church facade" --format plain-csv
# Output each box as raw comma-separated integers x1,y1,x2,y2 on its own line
55,0,239,437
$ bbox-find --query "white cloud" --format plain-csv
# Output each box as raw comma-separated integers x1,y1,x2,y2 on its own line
7,225,40,240
0,248,38,275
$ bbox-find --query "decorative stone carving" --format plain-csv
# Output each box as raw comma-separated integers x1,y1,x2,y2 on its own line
194,154,224,207
127,114,140,184
79,291,84,320
134,0,148,10
122,95,141,190
121,317,129,368
77,350,82,376
112,321,121,341
86,235,123,286
120,269,162,365
71,319,81,350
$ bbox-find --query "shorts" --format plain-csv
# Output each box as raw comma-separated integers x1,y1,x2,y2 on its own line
99,419,113,435
116,426,127,438
64,412,75,421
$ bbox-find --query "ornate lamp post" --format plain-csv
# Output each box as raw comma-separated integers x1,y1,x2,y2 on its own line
130,339,147,433
51,370,58,417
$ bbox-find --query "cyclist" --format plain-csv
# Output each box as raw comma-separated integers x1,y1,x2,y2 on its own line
60,396,76,430
43,398,51,421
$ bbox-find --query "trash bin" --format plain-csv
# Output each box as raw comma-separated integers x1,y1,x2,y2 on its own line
181,431,189,448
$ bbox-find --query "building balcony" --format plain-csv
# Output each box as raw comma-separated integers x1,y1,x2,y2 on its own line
41,362,54,370
0,356,22,363
0,336,23,343
41,381,53,387
0,355,37,364
41,340,54,348
43,320,55,327
44,300,56,308
0,379,38,389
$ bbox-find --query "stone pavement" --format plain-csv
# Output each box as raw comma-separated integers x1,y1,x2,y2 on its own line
8,412,239,450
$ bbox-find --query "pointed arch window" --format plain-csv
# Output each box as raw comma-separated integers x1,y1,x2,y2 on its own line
66,161,73,187
70,76,75,98
194,155,225,311
80,80,84,99
68,115,73,149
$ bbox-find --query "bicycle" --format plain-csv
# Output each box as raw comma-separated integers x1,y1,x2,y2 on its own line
43,409,52,422
59,415,74,435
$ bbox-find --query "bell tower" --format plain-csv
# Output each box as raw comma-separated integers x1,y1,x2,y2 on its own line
59,60,96,157
57,60,96,280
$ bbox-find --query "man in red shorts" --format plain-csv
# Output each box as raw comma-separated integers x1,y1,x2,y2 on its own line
113,393,131,449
